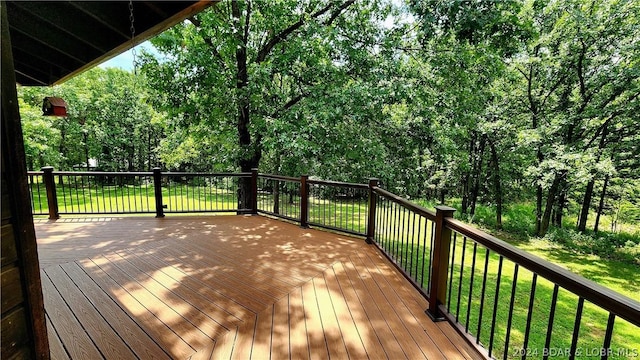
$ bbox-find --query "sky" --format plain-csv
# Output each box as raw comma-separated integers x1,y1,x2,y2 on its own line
98,41,158,71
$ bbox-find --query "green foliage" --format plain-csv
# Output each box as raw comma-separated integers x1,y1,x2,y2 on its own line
545,228,640,265
18,68,163,172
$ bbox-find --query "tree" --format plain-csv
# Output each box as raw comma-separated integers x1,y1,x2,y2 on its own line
512,0,640,236
141,0,393,208
18,68,163,172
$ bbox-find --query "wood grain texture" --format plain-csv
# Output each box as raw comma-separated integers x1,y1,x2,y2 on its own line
36,215,481,359
46,315,70,360
40,271,102,359
1,266,24,311
1,223,17,265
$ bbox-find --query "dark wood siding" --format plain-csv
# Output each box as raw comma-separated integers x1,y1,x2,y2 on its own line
1,2,50,358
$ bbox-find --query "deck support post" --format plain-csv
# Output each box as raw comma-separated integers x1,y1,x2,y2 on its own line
366,178,379,244
426,205,456,321
42,166,59,219
251,168,258,214
152,167,165,218
300,175,309,228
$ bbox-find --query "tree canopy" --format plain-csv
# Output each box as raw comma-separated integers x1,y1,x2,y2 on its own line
19,0,640,237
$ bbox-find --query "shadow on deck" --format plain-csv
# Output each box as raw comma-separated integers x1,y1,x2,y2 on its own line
36,215,481,359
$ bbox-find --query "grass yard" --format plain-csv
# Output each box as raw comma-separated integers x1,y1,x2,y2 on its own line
30,180,240,215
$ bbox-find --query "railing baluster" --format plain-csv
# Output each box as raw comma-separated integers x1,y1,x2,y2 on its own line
601,313,616,360
100,178,106,213
477,248,490,344
488,255,504,358
409,212,417,278
504,264,519,360
522,273,538,360
543,284,560,360
465,242,478,333
455,236,467,323
569,297,585,360
447,232,457,312
420,218,428,289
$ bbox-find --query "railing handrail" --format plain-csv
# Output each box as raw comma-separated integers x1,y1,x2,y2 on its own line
446,217,640,327
258,173,300,182
164,171,251,177
30,170,252,177
308,178,368,190
48,171,154,176
373,186,437,221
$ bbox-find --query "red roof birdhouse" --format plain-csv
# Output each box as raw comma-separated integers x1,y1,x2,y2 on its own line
42,97,68,116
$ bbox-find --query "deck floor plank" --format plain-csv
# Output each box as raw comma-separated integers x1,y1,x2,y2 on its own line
229,315,256,360
301,276,330,360
353,251,446,358
60,262,170,360
341,258,408,358
45,266,138,360
96,253,214,351
250,305,273,359
143,245,274,312
46,315,70,360
111,249,229,340
138,251,253,323
270,293,290,360
78,258,196,359
360,249,475,360
40,270,104,360
119,249,245,335
322,264,369,359
287,286,310,360
35,216,481,360
312,275,350,360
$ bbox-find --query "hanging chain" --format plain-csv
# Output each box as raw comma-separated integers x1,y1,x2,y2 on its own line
129,0,137,75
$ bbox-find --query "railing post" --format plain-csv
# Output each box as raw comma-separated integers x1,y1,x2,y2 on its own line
152,167,165,218
251,168,258,214
300,175,309,228
426,205,456,321
41,166,59,219
366,178,379,244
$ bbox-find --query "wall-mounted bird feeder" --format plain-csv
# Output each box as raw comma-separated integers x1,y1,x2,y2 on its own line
42,97,68,116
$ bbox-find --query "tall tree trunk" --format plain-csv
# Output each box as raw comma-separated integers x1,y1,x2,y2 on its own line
232,1,259,210
461,137,474,214
469,137,485,216
461,177,469,214
535,148,543,235
273,180,280,214
593,174,609,233
578,122,609,232
578,179,595,231
553,171,568,227
489,141,502,229
539,173,561,236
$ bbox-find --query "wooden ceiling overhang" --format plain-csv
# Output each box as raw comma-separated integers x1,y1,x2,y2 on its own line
6,1,214,86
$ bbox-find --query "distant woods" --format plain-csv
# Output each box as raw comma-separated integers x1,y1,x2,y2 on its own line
19,0,640,237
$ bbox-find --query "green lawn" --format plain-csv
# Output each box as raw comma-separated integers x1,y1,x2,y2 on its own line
29,180,239,214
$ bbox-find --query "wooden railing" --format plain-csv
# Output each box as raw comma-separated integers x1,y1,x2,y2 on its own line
27,168,640,359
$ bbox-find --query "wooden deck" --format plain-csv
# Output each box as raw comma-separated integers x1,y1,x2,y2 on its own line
35,215,480,360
